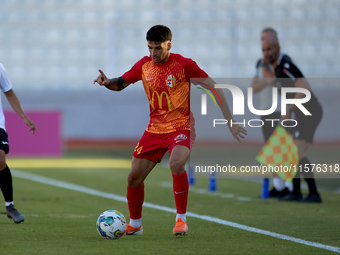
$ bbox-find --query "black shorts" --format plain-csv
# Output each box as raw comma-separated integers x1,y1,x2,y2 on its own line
0,128,9,154
292,101,323,144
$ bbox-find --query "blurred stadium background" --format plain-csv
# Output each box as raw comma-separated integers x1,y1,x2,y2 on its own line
0,0,339,148
1,3,340,253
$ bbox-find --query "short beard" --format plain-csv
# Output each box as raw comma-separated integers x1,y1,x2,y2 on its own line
269,52,278,64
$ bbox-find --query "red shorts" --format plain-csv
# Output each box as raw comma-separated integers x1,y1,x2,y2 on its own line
133,130,195,163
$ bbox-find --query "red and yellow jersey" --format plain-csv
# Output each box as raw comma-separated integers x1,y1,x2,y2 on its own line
122,53,208,134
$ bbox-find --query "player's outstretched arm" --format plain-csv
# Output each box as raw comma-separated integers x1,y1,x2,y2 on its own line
4,89,37,135
93,69,130,91
200,77,247,142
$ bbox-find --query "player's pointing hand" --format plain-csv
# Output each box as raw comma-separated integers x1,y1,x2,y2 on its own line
93,69,110,86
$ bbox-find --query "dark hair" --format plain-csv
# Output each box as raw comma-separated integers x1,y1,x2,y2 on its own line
261,27,278,37
261,27,279,46
146,25,172,42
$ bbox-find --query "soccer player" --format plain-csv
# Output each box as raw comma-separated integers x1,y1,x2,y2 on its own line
259,35,323,202
252,28,292,198
0,63,37,223
93,25,247,235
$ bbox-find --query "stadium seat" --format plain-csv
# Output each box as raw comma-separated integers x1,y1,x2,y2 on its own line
0,0,339,89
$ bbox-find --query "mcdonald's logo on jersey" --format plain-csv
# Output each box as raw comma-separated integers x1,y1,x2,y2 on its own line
167,75,176,88
151,91,172,111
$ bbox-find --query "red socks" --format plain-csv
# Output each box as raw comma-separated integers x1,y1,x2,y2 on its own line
172,171,189,214
127,172,188,219
127,183,144,219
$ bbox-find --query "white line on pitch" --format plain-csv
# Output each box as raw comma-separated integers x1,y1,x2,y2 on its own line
161,181,251,201
12,169,340,254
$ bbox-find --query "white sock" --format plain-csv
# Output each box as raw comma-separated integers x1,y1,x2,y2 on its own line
129,218,142,228
273,177,284,191
5,201,14,207
176,213,186,222
285,181,293,192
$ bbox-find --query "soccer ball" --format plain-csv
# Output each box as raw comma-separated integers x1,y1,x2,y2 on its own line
96,210,127,239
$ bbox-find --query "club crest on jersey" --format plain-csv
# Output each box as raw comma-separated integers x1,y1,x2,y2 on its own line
167,75,176,88
283,67,296,81
283,63,290,69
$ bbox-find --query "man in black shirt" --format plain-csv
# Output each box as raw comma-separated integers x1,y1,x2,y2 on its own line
260,35,323,202
252,28,291,198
